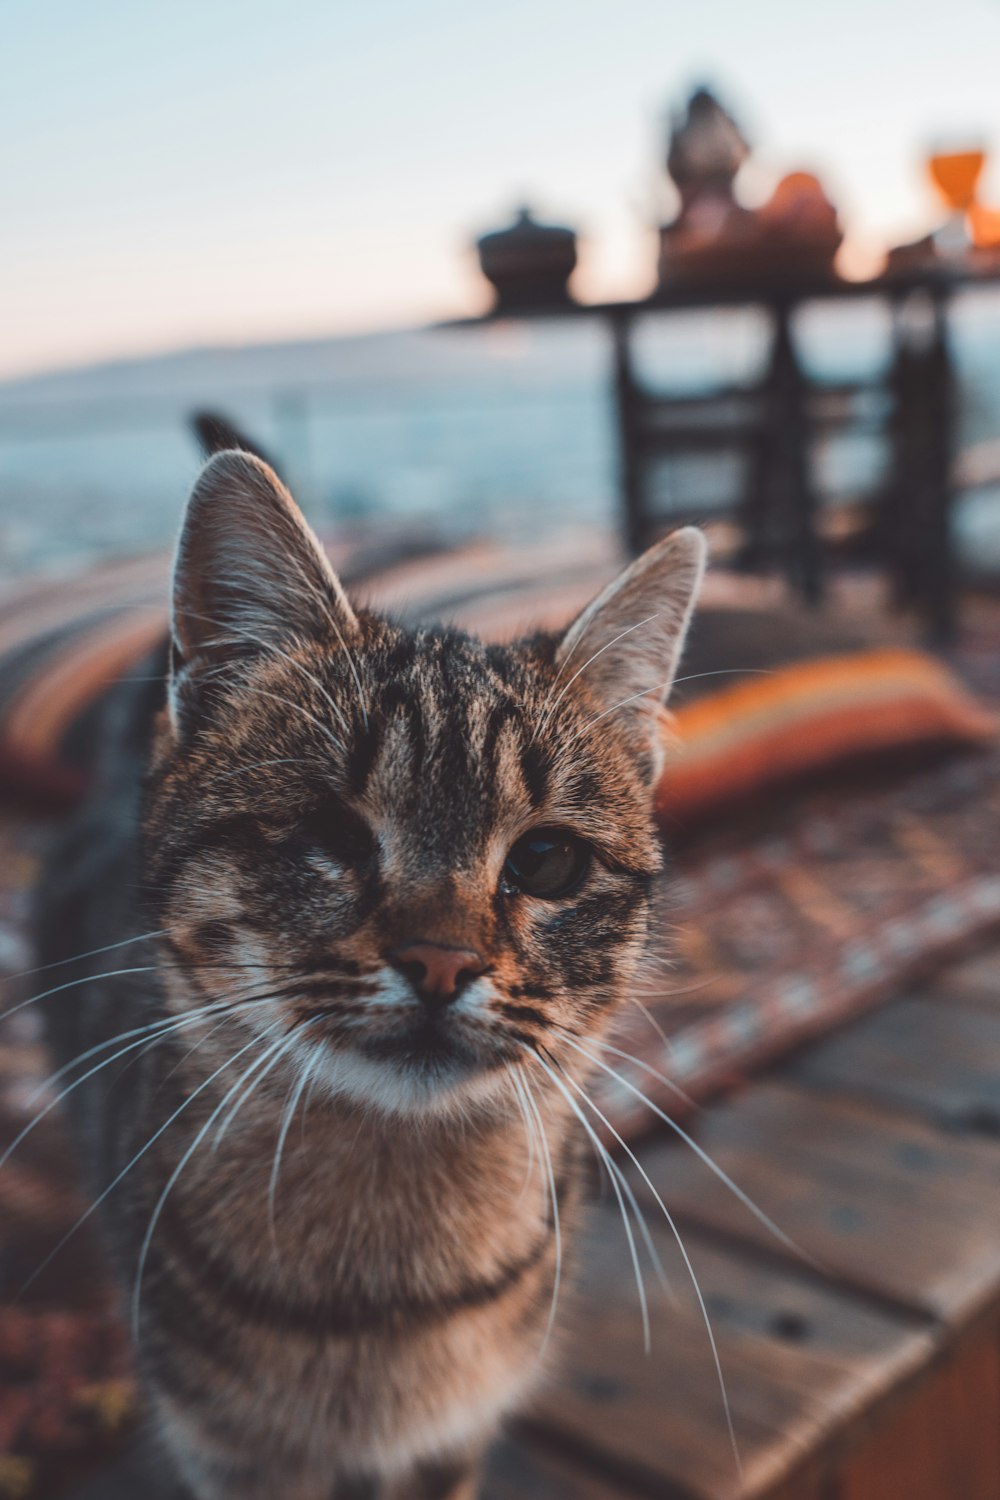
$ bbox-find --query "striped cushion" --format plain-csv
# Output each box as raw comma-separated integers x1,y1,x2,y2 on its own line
0,545,993,820
658,648,997,833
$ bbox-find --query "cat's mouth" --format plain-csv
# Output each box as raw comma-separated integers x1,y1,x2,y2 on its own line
358,1013,487,1069
351,1007,512,1082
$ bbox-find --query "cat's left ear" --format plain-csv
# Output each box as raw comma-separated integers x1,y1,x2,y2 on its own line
555,527,707,771
168,449,359,733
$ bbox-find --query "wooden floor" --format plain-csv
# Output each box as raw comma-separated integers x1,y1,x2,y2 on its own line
69,939,1000,1500
487,937,1000,1500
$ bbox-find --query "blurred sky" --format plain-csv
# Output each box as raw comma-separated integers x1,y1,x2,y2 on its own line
5,0,1000,381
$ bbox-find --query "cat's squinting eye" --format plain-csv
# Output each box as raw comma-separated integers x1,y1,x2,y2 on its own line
502,828,591,900
306,797,375,867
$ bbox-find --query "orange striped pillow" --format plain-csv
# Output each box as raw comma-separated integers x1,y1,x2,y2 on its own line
657,649,997,831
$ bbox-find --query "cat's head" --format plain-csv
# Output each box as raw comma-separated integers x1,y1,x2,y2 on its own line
145,451,705,1115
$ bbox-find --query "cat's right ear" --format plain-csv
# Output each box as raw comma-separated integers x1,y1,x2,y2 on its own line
168,449,359,734
553,526,706,778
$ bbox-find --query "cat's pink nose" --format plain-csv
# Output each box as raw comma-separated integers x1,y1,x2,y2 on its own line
388,942,486,1004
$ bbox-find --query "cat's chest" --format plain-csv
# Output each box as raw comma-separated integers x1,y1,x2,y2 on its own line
160,1098,552,1305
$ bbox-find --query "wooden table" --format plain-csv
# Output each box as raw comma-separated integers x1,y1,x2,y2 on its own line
444,265,1000,640
485,936,1000,1500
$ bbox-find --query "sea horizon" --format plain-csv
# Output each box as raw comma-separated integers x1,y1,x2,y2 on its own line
3,297,1000,580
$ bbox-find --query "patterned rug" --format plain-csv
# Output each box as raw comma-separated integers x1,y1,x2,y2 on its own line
1,556,999,1498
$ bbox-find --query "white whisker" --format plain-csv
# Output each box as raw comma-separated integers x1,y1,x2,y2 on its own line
564,683,662,748
627,995,677,1062
672,668,775,687
535,614,660,741
539,1043,742,1482
517,1068,563,1360
248,687,346,760
131,1025,291,1336
525,1048,652,1353
506,1065,539,1203
2,1007,241,1171
268,1044,325,1249
600,1031,697,1114
211,1030,300,1151
560,1032,810,1266
0,966,160,1027
27,985,279,1104
2,929,170,987
18,1027,274,1299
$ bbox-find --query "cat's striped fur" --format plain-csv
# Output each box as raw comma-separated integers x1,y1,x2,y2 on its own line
36,452,705,1499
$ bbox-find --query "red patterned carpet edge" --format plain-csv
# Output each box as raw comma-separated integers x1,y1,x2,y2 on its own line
600,746,1000,1138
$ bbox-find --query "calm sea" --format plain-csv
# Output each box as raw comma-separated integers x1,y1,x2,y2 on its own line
3,294,1000,580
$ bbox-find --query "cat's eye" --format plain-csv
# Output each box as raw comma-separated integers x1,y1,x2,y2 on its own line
502,828,591,900
305,796,374,867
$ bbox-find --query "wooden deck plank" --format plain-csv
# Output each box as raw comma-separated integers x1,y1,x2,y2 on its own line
484,1438,637,1499
531,1203,930,1500
787,992,1000,1132
529,964,1000,1497
922,942,1000,1013
835,1322,1000,1500
628,1081,1000,1327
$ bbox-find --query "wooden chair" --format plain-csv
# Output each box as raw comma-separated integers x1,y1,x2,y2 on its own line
614,308,891,609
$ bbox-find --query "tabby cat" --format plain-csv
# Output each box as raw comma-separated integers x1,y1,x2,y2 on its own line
36,451,705,1499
